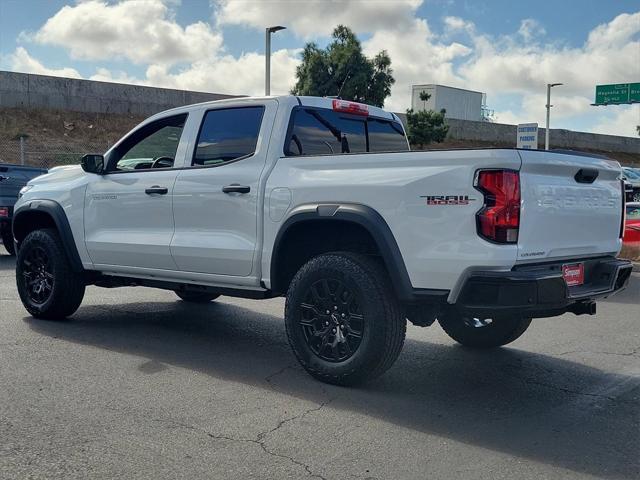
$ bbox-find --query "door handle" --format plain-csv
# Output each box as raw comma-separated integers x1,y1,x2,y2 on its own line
145,186,168,195
222,184,250,194
0,175,9,182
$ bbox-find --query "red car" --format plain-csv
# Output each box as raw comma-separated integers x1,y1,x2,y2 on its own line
623,202,640,246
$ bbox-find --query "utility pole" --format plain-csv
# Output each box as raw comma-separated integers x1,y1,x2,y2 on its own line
545,82,563,150
265,26,286,96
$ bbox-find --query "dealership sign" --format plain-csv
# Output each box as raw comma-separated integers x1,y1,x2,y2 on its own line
516,123,538,149
594,83,640,105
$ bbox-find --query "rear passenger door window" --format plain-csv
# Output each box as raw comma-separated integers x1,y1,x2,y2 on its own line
193,107,265,166
286,108,367,156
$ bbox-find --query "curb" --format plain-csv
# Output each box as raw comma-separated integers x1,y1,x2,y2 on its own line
633,262,640,273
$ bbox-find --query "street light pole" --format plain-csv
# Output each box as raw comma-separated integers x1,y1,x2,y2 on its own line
545,82,563,150
265,26,286,96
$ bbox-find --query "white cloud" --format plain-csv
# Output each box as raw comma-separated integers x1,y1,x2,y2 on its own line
363,18,471,111
443,16,475,35
215,0,422,38
458,14,640,98
591,104,640,137
9,46,82,78
9,1,640,138
142,48,301,96
517,19,546,43
31,0,223,66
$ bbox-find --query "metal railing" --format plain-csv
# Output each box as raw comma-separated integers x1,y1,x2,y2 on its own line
0,138,110,169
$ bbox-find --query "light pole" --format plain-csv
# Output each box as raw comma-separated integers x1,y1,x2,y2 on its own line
545,82,563,150
265,25,286,96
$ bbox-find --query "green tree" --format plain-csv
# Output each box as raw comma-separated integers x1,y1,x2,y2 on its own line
291,25,394,107
405,108,449,148
419,91,431,110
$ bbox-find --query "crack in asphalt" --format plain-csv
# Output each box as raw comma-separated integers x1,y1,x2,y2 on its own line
524,379,615,400
123,381,334,480
556,348,640,358
202,398,333,480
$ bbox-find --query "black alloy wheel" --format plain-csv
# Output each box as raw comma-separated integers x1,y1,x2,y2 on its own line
285,252,406,385
21,245,54,304
299,278,364,363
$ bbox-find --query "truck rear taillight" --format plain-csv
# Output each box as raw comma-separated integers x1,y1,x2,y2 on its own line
332,99,369,116
0,207,9,218
475,169,520,244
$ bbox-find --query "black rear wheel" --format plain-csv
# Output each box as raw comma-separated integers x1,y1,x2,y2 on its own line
1,228,15,255
16,228,85,319
438,313,531,348
285,252,406,386
175,291,220,303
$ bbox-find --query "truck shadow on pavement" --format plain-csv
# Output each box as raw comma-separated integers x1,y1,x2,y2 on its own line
25,295,639,480
0,252,15,270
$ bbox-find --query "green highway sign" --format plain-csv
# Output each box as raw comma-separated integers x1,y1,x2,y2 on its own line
594,83,640,105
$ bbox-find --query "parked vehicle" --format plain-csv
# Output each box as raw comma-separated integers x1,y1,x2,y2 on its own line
12,96,632,385
622,167,640,202
624,180,634,202
623,202,640,246
0,163,48,255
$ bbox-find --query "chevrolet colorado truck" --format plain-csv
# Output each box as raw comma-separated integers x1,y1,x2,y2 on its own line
12,96,632,385
0,163,47,255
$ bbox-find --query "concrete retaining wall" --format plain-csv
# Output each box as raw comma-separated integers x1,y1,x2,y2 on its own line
0,71,239,116
395,114,640,154
1,71,638,154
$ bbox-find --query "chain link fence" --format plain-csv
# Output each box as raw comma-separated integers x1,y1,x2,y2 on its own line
0,138,111,170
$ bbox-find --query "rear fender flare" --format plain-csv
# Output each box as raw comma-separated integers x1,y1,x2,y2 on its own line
270,203,415,300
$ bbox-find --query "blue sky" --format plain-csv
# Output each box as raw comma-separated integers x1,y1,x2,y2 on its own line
1,0,639,136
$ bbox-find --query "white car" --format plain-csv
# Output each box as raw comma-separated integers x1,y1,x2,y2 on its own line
12,96,632,385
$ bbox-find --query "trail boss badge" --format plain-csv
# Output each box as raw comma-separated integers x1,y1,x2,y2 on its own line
421,195,476,206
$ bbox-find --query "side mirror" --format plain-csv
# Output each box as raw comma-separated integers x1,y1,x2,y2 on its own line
81,154,105,174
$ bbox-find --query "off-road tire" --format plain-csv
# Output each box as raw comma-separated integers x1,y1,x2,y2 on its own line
16,228,85,320
175,291,220,303
1,228,15,255
438,313,532,348
285,252,406,386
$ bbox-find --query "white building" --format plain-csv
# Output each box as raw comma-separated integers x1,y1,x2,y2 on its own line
411,84,484,121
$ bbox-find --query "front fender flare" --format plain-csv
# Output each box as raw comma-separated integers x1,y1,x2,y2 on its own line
13,200,83,272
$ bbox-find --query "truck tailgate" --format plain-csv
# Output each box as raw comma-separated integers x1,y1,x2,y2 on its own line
517,150,623,262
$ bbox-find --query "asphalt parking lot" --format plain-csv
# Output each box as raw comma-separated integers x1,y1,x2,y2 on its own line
0,252,638,480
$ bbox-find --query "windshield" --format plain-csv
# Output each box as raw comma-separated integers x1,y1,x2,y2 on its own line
623,168,640,180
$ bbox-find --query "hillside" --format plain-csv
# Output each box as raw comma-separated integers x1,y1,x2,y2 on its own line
0,107,638,168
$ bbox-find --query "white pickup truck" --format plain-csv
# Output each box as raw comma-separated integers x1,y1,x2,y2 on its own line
12,96,632,385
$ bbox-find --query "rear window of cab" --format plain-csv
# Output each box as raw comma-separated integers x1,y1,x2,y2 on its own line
284,106,408,156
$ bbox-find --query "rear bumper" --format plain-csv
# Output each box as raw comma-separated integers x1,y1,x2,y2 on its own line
455,256,633,318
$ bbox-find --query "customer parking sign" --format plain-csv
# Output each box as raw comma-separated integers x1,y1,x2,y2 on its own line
517,123,539,149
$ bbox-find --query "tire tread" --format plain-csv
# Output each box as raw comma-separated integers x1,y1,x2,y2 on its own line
285,252,406,385
16,228,85,320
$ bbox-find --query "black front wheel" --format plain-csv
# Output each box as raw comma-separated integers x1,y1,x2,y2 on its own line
1,228,15,255
438,313,531,348
16,228,85,320
285,252,406,386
